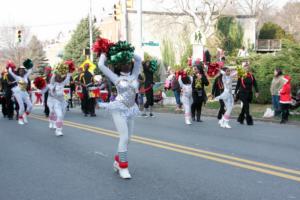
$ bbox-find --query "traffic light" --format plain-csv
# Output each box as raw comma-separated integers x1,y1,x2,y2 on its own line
113,3,121,21
17,30,22,43
126,0,133,8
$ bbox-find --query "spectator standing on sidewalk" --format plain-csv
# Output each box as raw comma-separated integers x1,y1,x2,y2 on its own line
270,68,284,117
171,71,182,111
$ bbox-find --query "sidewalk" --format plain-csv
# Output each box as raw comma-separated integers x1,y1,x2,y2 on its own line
153,102,300,125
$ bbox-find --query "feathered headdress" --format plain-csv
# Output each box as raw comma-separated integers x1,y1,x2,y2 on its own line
55,60,75,76
236,66,247,78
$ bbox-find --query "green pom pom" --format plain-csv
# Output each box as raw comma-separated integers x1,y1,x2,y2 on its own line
107,41,135,66
23,59,33,69
149,60,158,72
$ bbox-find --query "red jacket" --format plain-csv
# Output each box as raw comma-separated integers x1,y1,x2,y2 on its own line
280,75,292,104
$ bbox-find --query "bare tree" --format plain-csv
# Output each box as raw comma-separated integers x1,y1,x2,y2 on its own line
236,0,274,29
152,0,230,45
0,26,31,68
274,1,300,42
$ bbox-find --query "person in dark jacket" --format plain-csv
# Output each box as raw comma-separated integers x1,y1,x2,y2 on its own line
212,73,225,119
80,64,96,117
235,64,259,125
191,63,209,122
142,61,155,117
44,67,52,117
0,71,8,118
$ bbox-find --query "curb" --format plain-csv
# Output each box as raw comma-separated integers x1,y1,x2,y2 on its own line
153,107,300,126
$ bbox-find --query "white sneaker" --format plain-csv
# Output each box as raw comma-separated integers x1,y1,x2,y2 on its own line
218,118,224,127
113,161,119,172
18,118,24,125
113,161,131,179
49,122,54,129
222,120,232,129
185,117,192,125
218,118,225,128
119,168,131,179
23,113,28,124
55,128,63,136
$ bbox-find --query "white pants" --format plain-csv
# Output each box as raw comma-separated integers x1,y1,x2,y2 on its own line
112,111,134,153
48,97,67,128
181,96,192,118
216,91,234,119
14,91,32,116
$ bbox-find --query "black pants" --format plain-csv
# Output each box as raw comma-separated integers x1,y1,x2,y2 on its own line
68,90,74,108
5,90,14,119
82,90,95,115
144,88,154,108
238,92,253,125
1,97,8,117
44,91,49,117
218,100,225,119
280,103,290,122
191,94,204,121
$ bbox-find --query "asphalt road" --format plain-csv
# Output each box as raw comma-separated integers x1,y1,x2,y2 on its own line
0,107,299,200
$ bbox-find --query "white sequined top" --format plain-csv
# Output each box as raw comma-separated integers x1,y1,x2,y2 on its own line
98,53,142,117
48,73,71,102
8,68,32,93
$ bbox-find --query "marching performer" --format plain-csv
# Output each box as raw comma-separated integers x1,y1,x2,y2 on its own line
80,63,96,117
8,59,33,125
191,63,209,122
94,38,141,179
43,67,52,117
215,67,237,128
178,72,193,125
0,70,8,118
212,72,225,120
235,64,259,125
3,61,17,120
35,61,74,136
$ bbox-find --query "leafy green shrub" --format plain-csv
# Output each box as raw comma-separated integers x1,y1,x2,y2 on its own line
250,40,300,103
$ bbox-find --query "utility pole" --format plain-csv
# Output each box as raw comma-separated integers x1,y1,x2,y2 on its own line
89,0,93,61
136,0,143,56
120,0,128,41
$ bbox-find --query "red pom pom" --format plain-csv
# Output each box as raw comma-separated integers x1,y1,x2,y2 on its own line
92,38,113,57
33,77,47,90
64,60,76,73
207,62,220,78
6,60,16,69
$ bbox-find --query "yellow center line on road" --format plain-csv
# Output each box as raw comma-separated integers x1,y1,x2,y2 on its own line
30,114,300,183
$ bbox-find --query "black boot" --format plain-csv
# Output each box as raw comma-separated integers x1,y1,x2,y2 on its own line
237,114,244,124
246,115,254,125
196,114,202,122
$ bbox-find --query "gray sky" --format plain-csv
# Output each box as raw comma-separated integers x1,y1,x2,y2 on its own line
0,0,290,41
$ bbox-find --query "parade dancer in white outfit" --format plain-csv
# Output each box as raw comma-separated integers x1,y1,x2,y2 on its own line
215,67,237,128
8,67,32,125
178,75,193,125
47,73,71,136
98,53,141,179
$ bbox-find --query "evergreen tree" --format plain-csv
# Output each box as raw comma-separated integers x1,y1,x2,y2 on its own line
259,22,294,41
217,17,244,55
63,17,100,66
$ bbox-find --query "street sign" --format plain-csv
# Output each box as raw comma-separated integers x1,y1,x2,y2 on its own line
142,41,159,47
